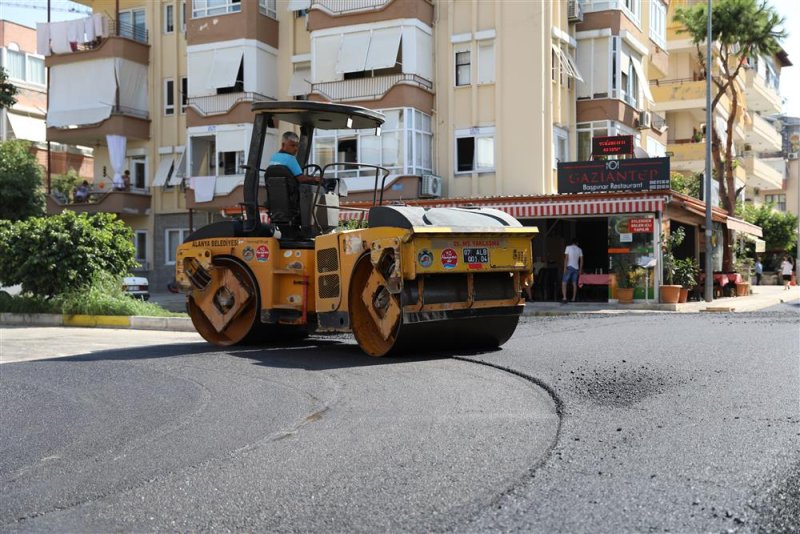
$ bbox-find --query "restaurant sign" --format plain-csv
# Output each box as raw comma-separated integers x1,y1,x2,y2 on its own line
557,157,670,194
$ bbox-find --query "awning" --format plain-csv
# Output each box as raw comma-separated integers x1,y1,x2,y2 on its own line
216,130,244,153
726,216,763,237
336,31,371,74
167,149,186,186
151,155,175,187
187,50,214,96
47,59,116,127
210,49,243,89
364,27,402,70
551,44,583,82
287,0,310,10
115,58,148,116
7,113,46,142
630,56,654,104
340,196,667,220
288,67,311,96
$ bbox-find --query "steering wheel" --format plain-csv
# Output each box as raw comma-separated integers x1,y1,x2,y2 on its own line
303,164,323,178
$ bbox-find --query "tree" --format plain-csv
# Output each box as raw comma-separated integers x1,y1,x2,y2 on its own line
670,171,702,199
0,67,18,110
0,140,45,221
738,202,798,255
674,0,785,270
0,211,137,297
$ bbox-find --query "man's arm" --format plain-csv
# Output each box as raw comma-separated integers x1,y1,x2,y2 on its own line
579,253,584,273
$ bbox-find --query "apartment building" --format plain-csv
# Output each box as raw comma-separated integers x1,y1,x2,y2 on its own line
0,20,91,182
39,0,783,301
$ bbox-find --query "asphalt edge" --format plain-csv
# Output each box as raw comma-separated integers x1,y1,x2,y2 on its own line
0,313,194,332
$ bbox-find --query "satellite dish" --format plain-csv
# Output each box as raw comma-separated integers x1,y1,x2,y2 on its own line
634,146,650,158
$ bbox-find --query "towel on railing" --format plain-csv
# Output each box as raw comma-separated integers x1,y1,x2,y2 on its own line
191,176,217,203
36,23,50,56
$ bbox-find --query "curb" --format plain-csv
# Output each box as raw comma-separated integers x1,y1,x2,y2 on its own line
0,313,193,332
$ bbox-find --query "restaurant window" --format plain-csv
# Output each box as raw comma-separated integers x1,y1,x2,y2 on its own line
608,215,656,299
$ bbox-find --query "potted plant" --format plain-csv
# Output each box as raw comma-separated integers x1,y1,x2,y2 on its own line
734,257,753,296
673,257,698,303
660,227,685,304
613,255,635,304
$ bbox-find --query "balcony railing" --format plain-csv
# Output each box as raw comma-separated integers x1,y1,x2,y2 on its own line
188,92,274,116
310,0,390,15
311,74,433,102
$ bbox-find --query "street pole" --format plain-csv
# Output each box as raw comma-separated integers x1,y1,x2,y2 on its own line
704,0,714,302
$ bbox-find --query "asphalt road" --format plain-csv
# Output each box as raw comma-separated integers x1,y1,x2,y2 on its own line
1,308,798,533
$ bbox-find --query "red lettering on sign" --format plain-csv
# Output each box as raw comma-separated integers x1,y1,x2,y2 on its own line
628,218,654,233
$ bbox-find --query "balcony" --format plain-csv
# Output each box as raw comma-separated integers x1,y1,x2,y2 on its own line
310,74,433,103
188,92,274,117
44,31,149,69
650,78,705,112
667,142,705,173
742,154,783,191
744,69,782,115
745,114,782,153
307,0,433,31
46,189,152,217
46,106,150,146
184,175,245,210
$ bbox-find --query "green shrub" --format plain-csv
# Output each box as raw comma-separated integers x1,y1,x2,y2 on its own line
0,290,59,314
54,273,180,317
0,139,45,220
52,168,80,202
0,211,137,297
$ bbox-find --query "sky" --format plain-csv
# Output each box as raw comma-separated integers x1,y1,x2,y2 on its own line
1,0,799,117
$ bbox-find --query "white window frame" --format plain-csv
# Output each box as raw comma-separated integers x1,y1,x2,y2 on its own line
181,1,187,32
134,231,148,264
165,229,190,265
553,127,569,168
455,127,496,174
192,0,241,19
118,8,147,42
581,0,641,28
455,49,471,87
164,78,175,116
477,40,495,85
649,0,666,50
128,155,148,190
258,0,277,18
164,3,175,33
180,76,188,113
4,47,45,87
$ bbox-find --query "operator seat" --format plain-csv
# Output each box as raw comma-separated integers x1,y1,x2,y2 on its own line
264,165,301,228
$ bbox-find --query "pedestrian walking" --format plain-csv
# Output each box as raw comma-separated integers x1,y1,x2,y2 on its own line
754,258,763,285
780,256,794,290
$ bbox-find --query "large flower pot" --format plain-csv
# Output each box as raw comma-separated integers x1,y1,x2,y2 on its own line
735,282,750,296
659,285,681,304
678,288,689,303
617,287,635,304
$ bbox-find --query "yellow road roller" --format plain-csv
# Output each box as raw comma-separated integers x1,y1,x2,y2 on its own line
175,101,538,356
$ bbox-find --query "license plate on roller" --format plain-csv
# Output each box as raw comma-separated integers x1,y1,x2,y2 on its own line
463,247,489,264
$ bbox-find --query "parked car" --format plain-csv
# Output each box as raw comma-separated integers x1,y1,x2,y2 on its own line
123,276,149,300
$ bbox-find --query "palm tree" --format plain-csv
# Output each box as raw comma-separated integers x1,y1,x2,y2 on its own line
674,0,785,270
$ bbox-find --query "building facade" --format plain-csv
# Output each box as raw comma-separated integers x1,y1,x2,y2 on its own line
36,0,789,296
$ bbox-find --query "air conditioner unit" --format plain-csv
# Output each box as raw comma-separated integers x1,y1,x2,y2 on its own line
567,0,584,22
789,152,799,160
420,174,443,198
638,110,652,130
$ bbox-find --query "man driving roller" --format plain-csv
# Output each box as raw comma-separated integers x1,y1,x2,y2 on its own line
268,131,319,184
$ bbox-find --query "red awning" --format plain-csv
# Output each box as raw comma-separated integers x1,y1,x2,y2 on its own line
340,195,667,221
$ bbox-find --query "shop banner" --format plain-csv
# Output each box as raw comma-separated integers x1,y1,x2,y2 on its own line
557,157,670,194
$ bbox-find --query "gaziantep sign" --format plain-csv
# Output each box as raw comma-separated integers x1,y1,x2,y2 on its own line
557,157,670,194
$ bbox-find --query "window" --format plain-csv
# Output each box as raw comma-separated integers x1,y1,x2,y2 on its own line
129,156,147,189
134,231,147,264
622,0,641,25
258,0,277,18
119,8,147,42
477,41,495,84
27,56,45,85
164,79,175,115
649,0,666,49
553,127,569,168
455,50,471,86
164,4,175,33
765,194,786,211
165,229,190,264
6,49,25,81
181,1,186,32
577,120,637,160
180,77,188,113
455,131,495,173
193,0,241,18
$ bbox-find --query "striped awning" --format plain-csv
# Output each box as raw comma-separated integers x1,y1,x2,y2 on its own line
340,196,667,221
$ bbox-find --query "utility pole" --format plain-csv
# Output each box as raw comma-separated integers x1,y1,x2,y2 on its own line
703,0,713,302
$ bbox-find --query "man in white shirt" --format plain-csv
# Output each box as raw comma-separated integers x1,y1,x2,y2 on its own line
561,238,584,303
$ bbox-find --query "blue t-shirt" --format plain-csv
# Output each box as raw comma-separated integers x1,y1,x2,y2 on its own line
268,151,302,177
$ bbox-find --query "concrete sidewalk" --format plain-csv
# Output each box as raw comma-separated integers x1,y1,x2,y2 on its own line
2,285,797,333
521,284,800,315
